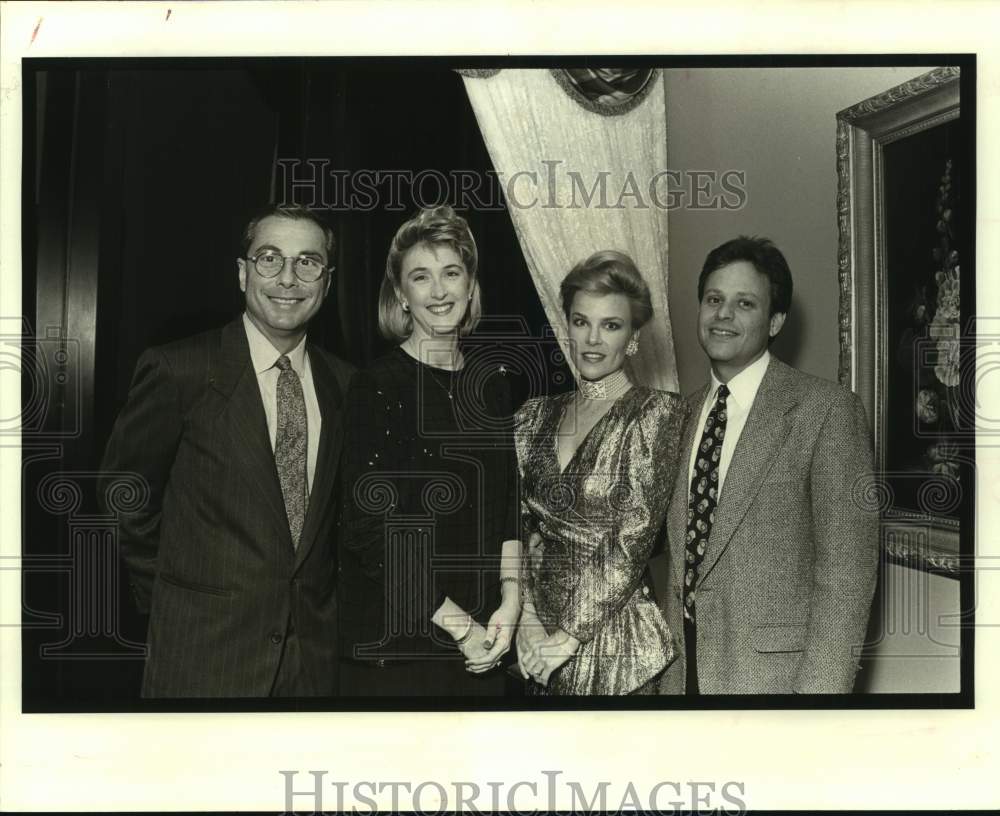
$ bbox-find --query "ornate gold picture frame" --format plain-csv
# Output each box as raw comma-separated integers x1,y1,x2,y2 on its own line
837,67,964,574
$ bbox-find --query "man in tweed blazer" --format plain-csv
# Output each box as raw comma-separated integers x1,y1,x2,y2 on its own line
100,205,354,697
660,236,878,695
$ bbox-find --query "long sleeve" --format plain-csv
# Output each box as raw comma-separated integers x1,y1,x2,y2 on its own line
558,395,688,643
486,374,520,602
793,389,879,693
337,371,389,554
493,375,520,545
513,396,543,536
513,397,546,609
338,367,456,632
98,348,184,614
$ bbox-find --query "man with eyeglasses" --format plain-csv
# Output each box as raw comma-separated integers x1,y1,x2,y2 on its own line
100,204,354,697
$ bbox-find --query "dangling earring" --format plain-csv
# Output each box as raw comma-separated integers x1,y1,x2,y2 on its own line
401,301,410,313
625,332,640,357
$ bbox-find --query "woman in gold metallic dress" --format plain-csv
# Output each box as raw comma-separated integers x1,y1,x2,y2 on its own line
514,251,689,694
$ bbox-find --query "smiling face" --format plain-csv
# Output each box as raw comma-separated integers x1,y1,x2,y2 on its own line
697,260,786,382
237,215,331,353
397,242,472,341
567,290,634,381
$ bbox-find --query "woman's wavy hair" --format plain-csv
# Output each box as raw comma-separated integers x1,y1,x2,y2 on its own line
559,250,653,329
377,206,481,342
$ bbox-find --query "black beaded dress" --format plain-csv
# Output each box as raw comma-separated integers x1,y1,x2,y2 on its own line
337,347,517,696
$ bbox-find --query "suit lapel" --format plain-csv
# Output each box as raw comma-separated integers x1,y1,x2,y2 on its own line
211,318,292,551
697,357,800,584
668,385,709,589
294,345,345,570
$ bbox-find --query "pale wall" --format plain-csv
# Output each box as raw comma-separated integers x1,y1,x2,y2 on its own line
664,66,931,390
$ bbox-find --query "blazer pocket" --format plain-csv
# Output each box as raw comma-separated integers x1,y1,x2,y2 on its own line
752,623,806,653
158,572,234,598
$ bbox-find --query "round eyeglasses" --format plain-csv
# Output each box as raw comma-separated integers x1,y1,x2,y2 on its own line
246,251,331,283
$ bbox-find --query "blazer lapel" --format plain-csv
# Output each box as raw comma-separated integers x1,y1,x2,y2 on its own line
668,385,709,589
211,318,292,552
294,345,346,569
697,357,799,584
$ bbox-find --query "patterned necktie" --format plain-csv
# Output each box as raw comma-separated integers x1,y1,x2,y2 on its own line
275,355,308,548
682,383,729,623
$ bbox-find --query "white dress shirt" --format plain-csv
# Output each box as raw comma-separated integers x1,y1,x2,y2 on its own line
242,313,322,493
687,350,771,500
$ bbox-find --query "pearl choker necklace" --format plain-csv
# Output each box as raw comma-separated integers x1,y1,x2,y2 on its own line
578,368,633,400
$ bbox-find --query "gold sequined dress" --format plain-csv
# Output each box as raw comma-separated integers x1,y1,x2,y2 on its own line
514,386,689,695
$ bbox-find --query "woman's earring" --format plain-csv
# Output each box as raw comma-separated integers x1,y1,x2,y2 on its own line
401,301,410,313
625,333,640,357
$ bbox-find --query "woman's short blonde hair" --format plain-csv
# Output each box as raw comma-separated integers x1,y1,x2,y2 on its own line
378,206,482,342
559,250,653,329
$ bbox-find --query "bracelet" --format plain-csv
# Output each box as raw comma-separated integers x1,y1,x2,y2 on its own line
500,576,522,607
454,616,473,646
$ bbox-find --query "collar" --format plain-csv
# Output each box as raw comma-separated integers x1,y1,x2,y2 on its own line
709,349,770,410
242,313,307,376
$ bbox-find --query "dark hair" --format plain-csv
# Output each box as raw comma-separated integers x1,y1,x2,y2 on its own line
559,250,653,329
378,206,481,342
697,235,792,317
241,204,336,260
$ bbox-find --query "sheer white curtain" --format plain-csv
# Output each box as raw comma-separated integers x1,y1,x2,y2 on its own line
462,69,678,392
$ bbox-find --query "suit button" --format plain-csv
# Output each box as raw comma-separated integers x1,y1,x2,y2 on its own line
270,632,284,645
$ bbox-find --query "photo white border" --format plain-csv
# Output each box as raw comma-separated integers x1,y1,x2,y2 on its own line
2,1,998,811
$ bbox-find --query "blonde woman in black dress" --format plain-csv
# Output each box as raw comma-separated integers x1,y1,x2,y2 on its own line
338,206,520,696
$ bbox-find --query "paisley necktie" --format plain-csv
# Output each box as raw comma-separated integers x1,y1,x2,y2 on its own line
275,355,308,548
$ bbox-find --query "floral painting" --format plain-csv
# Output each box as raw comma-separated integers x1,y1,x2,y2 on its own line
883,118,964,522
837,67,965,570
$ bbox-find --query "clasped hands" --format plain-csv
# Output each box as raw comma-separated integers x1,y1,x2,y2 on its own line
453,600,581,684
516,606,580,687
461,597,520,674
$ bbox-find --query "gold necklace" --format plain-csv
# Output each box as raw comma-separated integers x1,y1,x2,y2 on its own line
400,343,462,400
424,365,456,401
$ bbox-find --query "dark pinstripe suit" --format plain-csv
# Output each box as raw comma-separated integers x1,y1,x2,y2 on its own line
100,317,354,697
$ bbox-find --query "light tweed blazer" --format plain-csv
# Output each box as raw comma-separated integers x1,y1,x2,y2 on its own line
660,356,879,694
